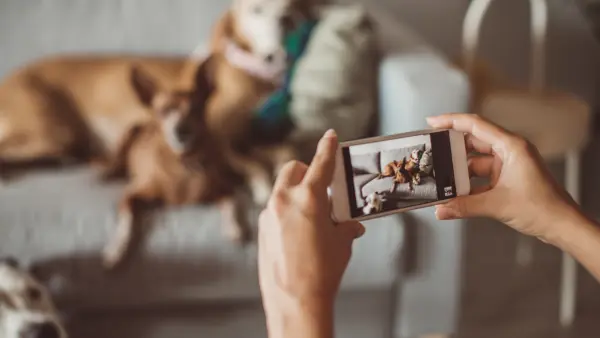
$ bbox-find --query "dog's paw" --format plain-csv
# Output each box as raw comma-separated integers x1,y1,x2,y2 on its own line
102,248,121,270
102,213,134,270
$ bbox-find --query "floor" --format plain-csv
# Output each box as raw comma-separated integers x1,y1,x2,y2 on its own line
458,133,600,338
67,133,600,338
458,218,600,338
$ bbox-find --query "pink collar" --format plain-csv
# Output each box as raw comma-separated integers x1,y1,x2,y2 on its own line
224,40,286,85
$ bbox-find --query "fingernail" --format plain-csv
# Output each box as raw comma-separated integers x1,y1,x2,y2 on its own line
323,129,337,139
426,116,439,126
356,225,366,238
435,207,457,220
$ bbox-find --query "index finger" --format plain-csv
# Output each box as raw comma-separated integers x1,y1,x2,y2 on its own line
302,129,338,191
426,113,512,148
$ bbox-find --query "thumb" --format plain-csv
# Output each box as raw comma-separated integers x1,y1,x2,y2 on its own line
435,191,493,220
336,221,366,241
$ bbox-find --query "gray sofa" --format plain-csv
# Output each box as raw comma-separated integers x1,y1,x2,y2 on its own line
0,1,470,337
352,144,437,211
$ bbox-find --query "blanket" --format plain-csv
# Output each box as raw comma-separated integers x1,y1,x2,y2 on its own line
290,5,378,143
256,21,317,132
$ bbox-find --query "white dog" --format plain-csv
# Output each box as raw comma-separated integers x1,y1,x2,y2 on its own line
0,258,66,338
363,192,385,215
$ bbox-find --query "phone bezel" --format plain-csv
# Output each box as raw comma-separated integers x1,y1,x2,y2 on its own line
330,129,470,222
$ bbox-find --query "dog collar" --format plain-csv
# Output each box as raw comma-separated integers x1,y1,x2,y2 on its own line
224,41,286,85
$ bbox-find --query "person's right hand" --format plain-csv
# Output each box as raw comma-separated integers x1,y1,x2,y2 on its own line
427,113,581,242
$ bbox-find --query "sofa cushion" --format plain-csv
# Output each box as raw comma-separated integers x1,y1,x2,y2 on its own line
351,153,380,175
362,176,437,201
0,167,404,310
379,144,426,169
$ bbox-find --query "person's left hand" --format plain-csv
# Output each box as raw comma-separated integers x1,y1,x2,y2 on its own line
258,129,365,316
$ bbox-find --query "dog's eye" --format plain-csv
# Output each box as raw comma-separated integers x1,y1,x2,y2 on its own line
252,5,263,15
280,14,296,30
26,287,42,302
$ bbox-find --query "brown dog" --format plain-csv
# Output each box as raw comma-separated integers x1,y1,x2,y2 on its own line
101,60,248,269
179,0,316,206
0,55,197,177
379,157,420,193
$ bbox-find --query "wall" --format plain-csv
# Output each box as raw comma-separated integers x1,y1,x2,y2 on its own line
0,0,230,77
1,0,598,104
349,135,430,155
338,0,600,106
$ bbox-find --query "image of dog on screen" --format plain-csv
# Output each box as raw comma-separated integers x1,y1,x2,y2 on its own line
348,136,436,217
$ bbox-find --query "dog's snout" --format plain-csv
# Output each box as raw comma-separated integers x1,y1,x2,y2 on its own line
175,123,192,143
264,54,275,63
21,322,60,338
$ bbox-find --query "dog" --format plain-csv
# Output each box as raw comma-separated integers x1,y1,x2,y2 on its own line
178,0,318,206
0,258,67,338
101,60,251,269
0,55,203,178
404,149,423,185
363,192,385,215
379,157,421,193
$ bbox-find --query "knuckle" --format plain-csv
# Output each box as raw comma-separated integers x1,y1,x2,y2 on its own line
455,199,468,218
282,160,301,173
268,191,288,214
522,139,538,155
509,136,529,152
298,189,319,210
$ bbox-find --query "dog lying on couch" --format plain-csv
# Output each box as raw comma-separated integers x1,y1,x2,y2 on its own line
351,144,437,212
101,59,251,270
177,0,320,206
0,55,206,179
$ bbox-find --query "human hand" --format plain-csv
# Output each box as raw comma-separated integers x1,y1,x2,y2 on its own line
427,113,580,243
258,129,365,328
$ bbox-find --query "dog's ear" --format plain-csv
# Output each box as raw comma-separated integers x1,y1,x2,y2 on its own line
210,10,234,53
131,66,159,108
194,56,216,96
0,257,19,269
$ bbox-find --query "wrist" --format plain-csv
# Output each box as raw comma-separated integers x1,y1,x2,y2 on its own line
543,204,594,250
264,296,334,338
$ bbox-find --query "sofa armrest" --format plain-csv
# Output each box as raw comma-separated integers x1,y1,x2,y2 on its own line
379,53,470,134
378,52,470,337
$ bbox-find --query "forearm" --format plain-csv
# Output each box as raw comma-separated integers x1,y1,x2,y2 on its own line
549,208,600,282
264,298,334,338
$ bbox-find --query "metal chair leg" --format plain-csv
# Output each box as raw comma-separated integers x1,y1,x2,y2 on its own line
560,150,581,327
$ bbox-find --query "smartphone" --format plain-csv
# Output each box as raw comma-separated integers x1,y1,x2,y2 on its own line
330,129,470,222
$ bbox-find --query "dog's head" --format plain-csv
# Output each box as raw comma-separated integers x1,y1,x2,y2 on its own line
227,0,314,63
366,192,383,205
410,149,422,163
131,58,215,155
364,192,384,214
0,258,66,338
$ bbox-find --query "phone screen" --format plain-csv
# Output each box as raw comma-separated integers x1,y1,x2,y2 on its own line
341,130,458,218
